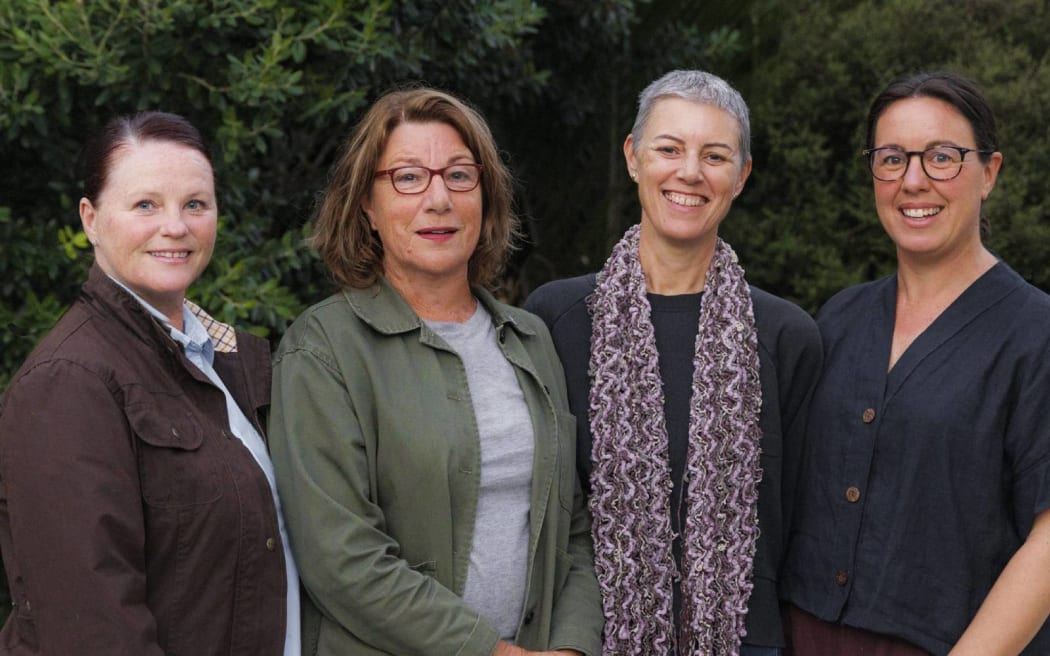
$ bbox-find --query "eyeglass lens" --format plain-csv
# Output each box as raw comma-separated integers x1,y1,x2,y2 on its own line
869,147,967,181
390,165,480,193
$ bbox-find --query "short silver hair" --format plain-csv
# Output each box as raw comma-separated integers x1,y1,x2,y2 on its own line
630,69,751,162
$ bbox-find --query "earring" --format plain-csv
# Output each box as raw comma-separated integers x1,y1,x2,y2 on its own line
630,172,637,181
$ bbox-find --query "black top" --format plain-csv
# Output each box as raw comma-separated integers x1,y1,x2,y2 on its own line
525,274,823,648
782,262,1050,655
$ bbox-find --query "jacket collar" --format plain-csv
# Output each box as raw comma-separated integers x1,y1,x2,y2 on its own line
343,274,535,337
81,264,241,353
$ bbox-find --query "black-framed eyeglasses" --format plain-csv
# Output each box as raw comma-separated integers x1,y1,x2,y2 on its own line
374,163,483,194
862,146,993,182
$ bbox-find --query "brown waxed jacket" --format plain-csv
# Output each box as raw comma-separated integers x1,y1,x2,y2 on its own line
0,265,286,655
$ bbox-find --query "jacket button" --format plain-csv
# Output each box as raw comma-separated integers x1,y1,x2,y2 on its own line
265,538,276,551
861,408,876,423
845,486,861,503
835,570,848,586
523,609,535,624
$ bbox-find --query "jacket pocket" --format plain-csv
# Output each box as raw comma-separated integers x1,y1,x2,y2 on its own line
126,398,223,508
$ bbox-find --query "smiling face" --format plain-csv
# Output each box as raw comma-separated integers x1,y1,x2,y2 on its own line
363,121,482,290
80,140,217,324
871,96,1001,262
624,97,751,250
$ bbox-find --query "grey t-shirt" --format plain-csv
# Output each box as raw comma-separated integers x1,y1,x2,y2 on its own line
425,303,535,640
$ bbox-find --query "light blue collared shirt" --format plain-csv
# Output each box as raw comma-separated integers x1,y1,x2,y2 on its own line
113,279,300,655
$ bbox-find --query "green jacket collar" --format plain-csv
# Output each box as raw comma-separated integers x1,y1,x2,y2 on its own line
343,274,535,337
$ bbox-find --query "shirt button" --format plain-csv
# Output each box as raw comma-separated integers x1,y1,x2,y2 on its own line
265,538,276,551
862,408,876,423
835,570,848,586
846,486,861,503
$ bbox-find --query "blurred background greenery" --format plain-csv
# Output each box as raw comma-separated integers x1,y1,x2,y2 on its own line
3,0,1049,392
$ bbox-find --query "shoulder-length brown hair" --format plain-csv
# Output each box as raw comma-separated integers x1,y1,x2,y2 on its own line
311,87,519,290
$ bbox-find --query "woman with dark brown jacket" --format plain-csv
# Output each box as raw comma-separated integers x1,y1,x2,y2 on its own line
0,111,298,655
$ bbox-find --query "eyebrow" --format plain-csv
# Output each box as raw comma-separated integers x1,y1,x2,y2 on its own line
651,134,734,150
874,140,970,150
381,153,475,167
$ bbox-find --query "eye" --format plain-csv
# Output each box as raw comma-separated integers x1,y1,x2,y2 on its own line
880,151,905,166
446,167,472,182
392,168,423,184
134,199,156,211
926,148,958,165
185,199,207,211
704,152,729,164
653,144,680,156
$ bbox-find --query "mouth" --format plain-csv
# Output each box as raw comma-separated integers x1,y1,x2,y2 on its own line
150,250,191,260
901,207,941,219
417,227,458,236
664,190,706,207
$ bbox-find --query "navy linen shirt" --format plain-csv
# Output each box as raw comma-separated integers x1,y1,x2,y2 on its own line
525,274,822,648
783,262,1050,655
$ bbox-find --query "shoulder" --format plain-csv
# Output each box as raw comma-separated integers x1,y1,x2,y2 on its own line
2,305,131,417
8,302,118,388
275,293,358,361
750,285,821,353
996,263,1050,317
751,286,817,333
523,273,596,330
816,277,888,321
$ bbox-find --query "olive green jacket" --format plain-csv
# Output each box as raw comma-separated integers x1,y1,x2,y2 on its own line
269,276,603,656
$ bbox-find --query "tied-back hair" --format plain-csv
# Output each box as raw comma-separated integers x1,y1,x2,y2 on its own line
865,71,999,160
79,111,211,204
311,87,520,290
630,69,752,163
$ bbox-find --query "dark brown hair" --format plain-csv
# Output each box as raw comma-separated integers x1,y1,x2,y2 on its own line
866,72,998,160
311,87,519,290
80,111,211,203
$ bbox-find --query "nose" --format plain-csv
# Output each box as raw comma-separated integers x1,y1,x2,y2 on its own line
900,152,930,190
423,173,453,212
160,207,190,237
677,154,704,183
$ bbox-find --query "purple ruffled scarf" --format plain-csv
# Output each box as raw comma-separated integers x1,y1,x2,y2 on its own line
588,224,763,655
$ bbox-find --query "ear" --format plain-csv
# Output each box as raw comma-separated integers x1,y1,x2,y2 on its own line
623,134,639,182
361,195,377,231
733,158,753,198
79,197,99,244
980,151,1003,201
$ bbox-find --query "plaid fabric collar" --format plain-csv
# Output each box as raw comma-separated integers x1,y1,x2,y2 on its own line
185,299,238,353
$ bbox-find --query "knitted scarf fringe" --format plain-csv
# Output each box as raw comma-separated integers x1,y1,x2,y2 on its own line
588,224,763,656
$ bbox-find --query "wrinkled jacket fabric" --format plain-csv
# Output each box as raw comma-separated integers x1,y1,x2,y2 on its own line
269,276,603,656
0,266,287,656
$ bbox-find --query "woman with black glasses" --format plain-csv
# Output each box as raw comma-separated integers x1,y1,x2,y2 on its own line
783,72,1050,655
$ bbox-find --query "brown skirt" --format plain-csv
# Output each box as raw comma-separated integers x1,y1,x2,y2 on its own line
785,605,932,656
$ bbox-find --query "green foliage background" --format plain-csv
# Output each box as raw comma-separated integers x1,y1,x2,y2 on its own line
1,0,1050,629
2,0,1050,368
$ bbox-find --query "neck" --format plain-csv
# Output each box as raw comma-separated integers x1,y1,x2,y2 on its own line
385,270,477,322
638,223,717,294
895,242,997,305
